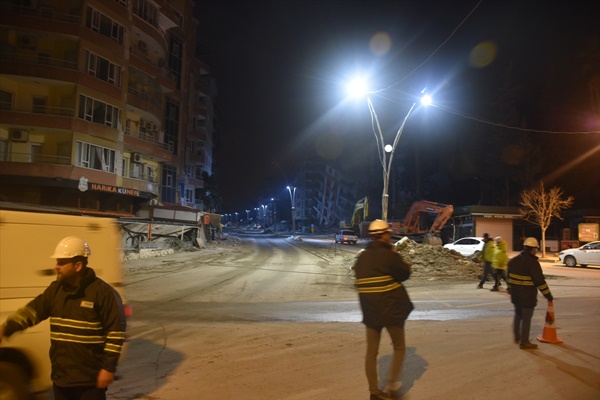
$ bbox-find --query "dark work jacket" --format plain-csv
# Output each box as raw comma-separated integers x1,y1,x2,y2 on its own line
353,240,414,327
3,268,126,387
508,250,553,308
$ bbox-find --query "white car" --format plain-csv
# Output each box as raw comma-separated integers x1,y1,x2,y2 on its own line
443,237,485,256
335,229,358,245
558,241,600,267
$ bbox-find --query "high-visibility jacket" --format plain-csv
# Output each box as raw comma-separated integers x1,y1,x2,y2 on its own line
492,240,508,270
353,241,414,327
2,267,126,387
508,250,553,308
482,239,495,262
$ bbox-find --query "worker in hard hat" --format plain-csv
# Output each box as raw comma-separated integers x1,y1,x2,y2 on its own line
491,236,509,292
353,220,414,400
0,236,126,400
507,237,554,350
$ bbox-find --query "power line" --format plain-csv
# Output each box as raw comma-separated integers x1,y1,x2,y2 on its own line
434,104,600,135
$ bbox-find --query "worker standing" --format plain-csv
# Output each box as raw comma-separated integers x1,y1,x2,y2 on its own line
507,237,554,349
477,233,495,289
353,220,414,400
0,236,126,400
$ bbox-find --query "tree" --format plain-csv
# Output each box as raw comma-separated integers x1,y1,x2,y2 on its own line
519,182,574,258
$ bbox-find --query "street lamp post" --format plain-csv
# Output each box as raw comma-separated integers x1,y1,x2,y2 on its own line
271,198,277,234
348,79,432,221
245,209,250,221
286,186,297,235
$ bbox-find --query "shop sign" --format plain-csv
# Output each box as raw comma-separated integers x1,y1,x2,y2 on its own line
89,183,140,197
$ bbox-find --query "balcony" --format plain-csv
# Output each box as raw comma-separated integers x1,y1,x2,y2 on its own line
127,84,162,118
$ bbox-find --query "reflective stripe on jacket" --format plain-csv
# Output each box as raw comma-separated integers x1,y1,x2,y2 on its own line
508,250,553,307
353,241,414,327
2,268,126,387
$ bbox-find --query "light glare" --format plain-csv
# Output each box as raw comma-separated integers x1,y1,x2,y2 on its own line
347,78,369,99
420,94,432,106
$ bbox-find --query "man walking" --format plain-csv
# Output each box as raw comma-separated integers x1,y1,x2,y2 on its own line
477,233,495,289
507,237,554,349
353,220,414,400
0,236,126,400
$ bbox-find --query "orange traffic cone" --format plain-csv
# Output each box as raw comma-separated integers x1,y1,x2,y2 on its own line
537,301,563,344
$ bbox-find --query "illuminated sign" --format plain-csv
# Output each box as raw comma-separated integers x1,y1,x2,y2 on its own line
90,183,141,197
578,223,599,242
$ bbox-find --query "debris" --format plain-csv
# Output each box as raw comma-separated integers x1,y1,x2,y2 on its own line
393,237,481,282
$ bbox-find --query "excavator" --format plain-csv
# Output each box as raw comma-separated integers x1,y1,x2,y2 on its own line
340,196,369,230
389,200,453,246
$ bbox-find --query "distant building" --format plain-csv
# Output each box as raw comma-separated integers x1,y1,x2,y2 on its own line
294,159,358,228
0,0,216,215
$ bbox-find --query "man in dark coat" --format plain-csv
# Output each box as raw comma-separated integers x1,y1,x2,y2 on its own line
353,220,414,400
508,237,554,350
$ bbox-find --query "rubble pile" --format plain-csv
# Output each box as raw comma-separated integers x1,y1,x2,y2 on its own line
394,237,482,282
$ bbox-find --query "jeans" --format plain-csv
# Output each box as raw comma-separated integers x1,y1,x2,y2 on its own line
513,305,535,344
478,261,493,286
53,385,107,400
365,325,406,394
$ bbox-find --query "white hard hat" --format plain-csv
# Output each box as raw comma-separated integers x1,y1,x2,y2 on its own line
523,237,539,248
50,236,91,258
368,219,391,235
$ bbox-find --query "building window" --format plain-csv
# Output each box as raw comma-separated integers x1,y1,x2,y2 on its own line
133,0,158,26
161,164,177,203
85,7,124,44
76,141,116,172
0,139,7,161
32,96,47,114
184,188,194,203
78,94,119,128
164,98,179,155
0,90,14,110
168,36,183,89
85,51,122,86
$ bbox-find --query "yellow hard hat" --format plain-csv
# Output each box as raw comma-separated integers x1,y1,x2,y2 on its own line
523,237,539,248
50,236,91,258
368,219,391,235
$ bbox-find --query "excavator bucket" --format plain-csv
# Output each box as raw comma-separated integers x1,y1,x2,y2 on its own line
423,233,442,246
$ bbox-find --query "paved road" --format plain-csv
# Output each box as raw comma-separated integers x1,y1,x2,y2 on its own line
108,235,600,400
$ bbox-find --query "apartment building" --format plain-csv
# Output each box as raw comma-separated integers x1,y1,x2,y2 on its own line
294,158,358,228
0,0,215,216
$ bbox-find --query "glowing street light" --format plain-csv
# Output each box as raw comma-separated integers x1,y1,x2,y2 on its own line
347,80,432,221
286,186,297,235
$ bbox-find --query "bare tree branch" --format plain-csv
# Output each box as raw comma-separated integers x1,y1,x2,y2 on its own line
519,182,574,258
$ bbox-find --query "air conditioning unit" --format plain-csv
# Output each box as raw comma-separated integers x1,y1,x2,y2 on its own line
10,130,29,142
132,153,143,163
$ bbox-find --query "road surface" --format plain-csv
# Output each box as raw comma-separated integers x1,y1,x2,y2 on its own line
108,234,600,400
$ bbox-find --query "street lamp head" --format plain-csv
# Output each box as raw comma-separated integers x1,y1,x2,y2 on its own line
346,77,369,99
384,144,393,153
420,94,433,106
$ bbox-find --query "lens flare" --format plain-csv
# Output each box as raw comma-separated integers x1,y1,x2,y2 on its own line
469,41,498,68
370,32,392,56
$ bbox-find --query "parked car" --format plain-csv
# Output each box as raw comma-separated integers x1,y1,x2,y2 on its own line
558,241,600,267
335,229,358,245
443,237,485,256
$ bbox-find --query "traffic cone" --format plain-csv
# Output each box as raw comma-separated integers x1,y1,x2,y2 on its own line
537,301,563,344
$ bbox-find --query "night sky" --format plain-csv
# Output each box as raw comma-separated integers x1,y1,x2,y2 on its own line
195,0,600,214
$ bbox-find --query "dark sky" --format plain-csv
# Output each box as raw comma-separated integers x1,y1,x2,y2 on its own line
195,0,600,213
